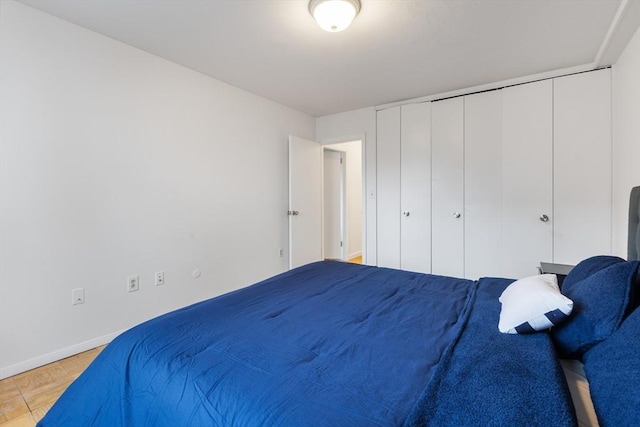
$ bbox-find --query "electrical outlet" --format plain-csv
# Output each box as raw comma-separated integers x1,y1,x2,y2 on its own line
72,288,85,305
127,276,139,292
155,271,165,286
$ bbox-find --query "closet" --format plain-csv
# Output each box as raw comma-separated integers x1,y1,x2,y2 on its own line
431,97,464,277
501,79,553,279
377,103,431,273
463,89,505,279
553,69,612,265
400,103,432,273
376,107,401,268
376,68,612,279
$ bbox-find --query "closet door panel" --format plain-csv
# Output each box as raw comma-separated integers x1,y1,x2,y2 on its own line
464,90,503,280
431,97,464,277
502,80,553,278
400,103,431,273
554,69,612,264
376,107,401,268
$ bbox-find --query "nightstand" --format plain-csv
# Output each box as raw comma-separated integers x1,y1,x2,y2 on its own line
539,262,574,287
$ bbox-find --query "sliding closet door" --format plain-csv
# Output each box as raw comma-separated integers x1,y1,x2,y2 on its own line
464,90,503,280
502,80,553,278
431,97,464,277
376,107,401,268
400,103,431,273
554,69,612,264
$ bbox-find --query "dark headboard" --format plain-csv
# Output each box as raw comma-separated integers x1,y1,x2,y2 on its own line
629,186,640,260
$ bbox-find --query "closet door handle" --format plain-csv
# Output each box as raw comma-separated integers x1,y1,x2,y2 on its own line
402,211,410,217
539,214,549,222
453,212,461,219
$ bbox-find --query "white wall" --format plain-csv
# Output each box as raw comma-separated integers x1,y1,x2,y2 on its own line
0,1,314,378
612,27,640,258
316,108,376,264
324,141,362,259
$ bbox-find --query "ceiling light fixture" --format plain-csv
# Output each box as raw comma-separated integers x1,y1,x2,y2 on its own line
309,0,361,33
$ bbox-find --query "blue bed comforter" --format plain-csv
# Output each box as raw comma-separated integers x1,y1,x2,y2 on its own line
39,262,575,426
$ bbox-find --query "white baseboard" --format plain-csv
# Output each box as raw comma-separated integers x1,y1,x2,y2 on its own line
0,330,123,380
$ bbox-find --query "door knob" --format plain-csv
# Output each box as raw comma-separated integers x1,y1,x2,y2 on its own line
402,211,410,217
288,210,300,216
539,214,549,222
453,212,461,219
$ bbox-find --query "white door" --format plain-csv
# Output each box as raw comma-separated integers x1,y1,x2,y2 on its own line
554,69,612,264
464,90,503,279
431,97,465,277
502,79,553,278
400,102,431,273
289,135,322,269
376,107,401,268
323,149,344,260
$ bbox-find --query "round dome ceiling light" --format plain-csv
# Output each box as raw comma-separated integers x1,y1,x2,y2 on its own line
309,0,361,32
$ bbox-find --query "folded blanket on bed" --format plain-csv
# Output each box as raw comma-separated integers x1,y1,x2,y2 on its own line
405,277,577,427
583,306,640,427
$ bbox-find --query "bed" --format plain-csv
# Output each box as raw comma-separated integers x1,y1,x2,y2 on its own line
38,253,640,427
38,188,640,426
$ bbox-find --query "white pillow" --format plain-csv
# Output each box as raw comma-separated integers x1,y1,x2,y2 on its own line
498,274,573,334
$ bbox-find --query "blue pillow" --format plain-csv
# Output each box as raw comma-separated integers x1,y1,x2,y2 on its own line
551,260,640,358
561,255,625,289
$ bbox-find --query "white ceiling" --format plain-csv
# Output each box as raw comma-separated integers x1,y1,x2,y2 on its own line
16,0,640,117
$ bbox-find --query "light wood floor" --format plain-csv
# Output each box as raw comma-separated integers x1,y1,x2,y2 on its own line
348,255,362,264
0,346,105,427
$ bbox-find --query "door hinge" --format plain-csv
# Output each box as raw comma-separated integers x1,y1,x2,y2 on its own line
340,241,343,247
340,157,343,164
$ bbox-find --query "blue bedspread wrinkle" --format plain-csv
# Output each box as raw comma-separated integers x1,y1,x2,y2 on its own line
39,261,477,426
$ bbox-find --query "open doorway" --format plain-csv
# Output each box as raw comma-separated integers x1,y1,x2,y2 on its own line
323,140,363,263
323,149,345,261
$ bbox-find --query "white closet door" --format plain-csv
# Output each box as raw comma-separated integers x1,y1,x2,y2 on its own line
376,107,401,268
400,103,431,273
554,69,612,264
431,97,464,277
502,80,553,278
464,90,503,280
